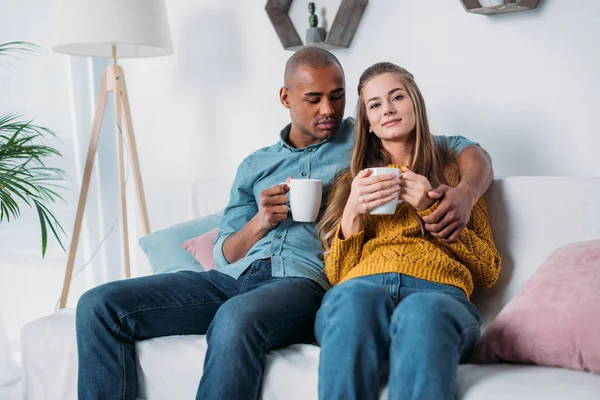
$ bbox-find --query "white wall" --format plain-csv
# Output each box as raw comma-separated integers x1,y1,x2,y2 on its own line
121,0,600,235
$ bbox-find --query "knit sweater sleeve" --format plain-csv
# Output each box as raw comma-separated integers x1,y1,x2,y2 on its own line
324,224,365,286
432,197,501,289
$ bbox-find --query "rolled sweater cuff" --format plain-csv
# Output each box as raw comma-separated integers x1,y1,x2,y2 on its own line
417,200,440,218
330,224,365,256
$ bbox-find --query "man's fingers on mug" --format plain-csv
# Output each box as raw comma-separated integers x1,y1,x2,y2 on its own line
277,183,290,193
264,194,289,206
269,205,289,215
264,184,286,196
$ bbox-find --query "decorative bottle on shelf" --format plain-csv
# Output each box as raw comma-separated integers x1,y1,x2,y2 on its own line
479,0,505,7
306,2,326,45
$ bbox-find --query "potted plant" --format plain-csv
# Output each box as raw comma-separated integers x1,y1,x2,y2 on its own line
0,41,68,257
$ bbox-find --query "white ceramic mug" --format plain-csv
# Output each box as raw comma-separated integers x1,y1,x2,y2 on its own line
369,167,402,215
280,179,323,222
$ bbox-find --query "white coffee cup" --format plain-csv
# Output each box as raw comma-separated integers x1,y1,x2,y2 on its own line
280,179,323,222
369,167,402,215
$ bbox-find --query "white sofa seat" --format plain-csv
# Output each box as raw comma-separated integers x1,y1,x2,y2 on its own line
20,177,600,399
21,312,600,400
456,364,600,400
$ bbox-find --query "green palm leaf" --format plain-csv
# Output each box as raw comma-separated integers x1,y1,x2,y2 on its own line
1,41,68,257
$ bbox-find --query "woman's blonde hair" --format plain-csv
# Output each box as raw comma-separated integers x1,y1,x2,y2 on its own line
318,62,455,251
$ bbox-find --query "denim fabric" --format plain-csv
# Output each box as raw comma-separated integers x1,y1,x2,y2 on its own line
213,118,478,291
76,260,325,400
315,273,481,400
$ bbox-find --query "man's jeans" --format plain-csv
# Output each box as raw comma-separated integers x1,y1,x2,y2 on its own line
315,273,482,400
76,260,325,400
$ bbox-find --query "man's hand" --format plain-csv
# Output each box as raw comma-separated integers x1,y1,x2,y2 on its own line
421,184,477,242
222,181,291,264
255,182,290,232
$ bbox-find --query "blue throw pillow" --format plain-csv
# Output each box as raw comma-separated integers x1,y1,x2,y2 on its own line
138,212,222,274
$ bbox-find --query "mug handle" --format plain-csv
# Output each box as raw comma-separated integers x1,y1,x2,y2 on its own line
278,177,293,189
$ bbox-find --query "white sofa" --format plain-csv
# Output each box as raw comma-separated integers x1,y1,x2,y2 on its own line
20,176,600,399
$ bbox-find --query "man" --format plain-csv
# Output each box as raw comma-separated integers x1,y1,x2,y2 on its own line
76,47,493,400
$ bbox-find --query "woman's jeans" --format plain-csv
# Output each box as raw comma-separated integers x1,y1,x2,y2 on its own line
76,260,325,400
315,273,482,400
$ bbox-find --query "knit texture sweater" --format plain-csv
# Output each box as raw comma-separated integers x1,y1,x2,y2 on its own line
324,167,501,298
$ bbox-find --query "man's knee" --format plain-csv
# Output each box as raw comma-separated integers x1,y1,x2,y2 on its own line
206,297,263,345
76,282,124,327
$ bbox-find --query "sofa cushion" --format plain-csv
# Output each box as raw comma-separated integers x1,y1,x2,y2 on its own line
182,228,219,271
456,364,600,400
472,240,600,374
138,212,222,274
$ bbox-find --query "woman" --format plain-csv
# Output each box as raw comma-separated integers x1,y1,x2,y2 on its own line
315,62,501,400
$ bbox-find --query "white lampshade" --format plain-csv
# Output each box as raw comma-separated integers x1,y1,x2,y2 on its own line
53,0,173,58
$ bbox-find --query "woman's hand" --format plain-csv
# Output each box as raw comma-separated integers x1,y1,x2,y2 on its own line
400,166,435,212
340,169,400,239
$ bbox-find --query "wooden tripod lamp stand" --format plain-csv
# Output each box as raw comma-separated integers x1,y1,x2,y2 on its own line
53,0,173,308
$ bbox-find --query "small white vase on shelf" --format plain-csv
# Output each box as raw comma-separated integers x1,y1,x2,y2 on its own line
479,0,505,7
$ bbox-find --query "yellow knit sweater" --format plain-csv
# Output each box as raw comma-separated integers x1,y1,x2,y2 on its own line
325,168,501,298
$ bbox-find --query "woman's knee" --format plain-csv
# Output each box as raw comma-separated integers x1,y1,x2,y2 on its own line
317,279,391,329
391,292,466,333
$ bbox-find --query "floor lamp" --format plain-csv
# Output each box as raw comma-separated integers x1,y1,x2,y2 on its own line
53,0,173,308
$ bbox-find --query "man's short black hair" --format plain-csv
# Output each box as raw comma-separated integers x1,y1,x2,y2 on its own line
284,47,344,88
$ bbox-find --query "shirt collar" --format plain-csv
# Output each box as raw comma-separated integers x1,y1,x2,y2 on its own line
278,122,336,152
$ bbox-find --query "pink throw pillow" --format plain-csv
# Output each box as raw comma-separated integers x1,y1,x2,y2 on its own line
182,228,219,271
472,240,600,374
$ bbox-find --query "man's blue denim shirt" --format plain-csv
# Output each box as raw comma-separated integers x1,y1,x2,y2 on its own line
213,117,478,290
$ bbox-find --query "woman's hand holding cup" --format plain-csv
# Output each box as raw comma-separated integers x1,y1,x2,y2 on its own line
346,169,401,216
399,166,434,212
340,168,400,239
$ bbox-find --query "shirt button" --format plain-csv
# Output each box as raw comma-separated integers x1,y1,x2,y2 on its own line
301,172,307,177
276,234,282,239
269,252,275,257
308,148,313,152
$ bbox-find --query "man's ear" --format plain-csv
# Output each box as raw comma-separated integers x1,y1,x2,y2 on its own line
280,86,291,109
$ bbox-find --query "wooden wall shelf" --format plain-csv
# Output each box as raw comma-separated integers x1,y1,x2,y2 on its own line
461,0,542,15
265,0,368,51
